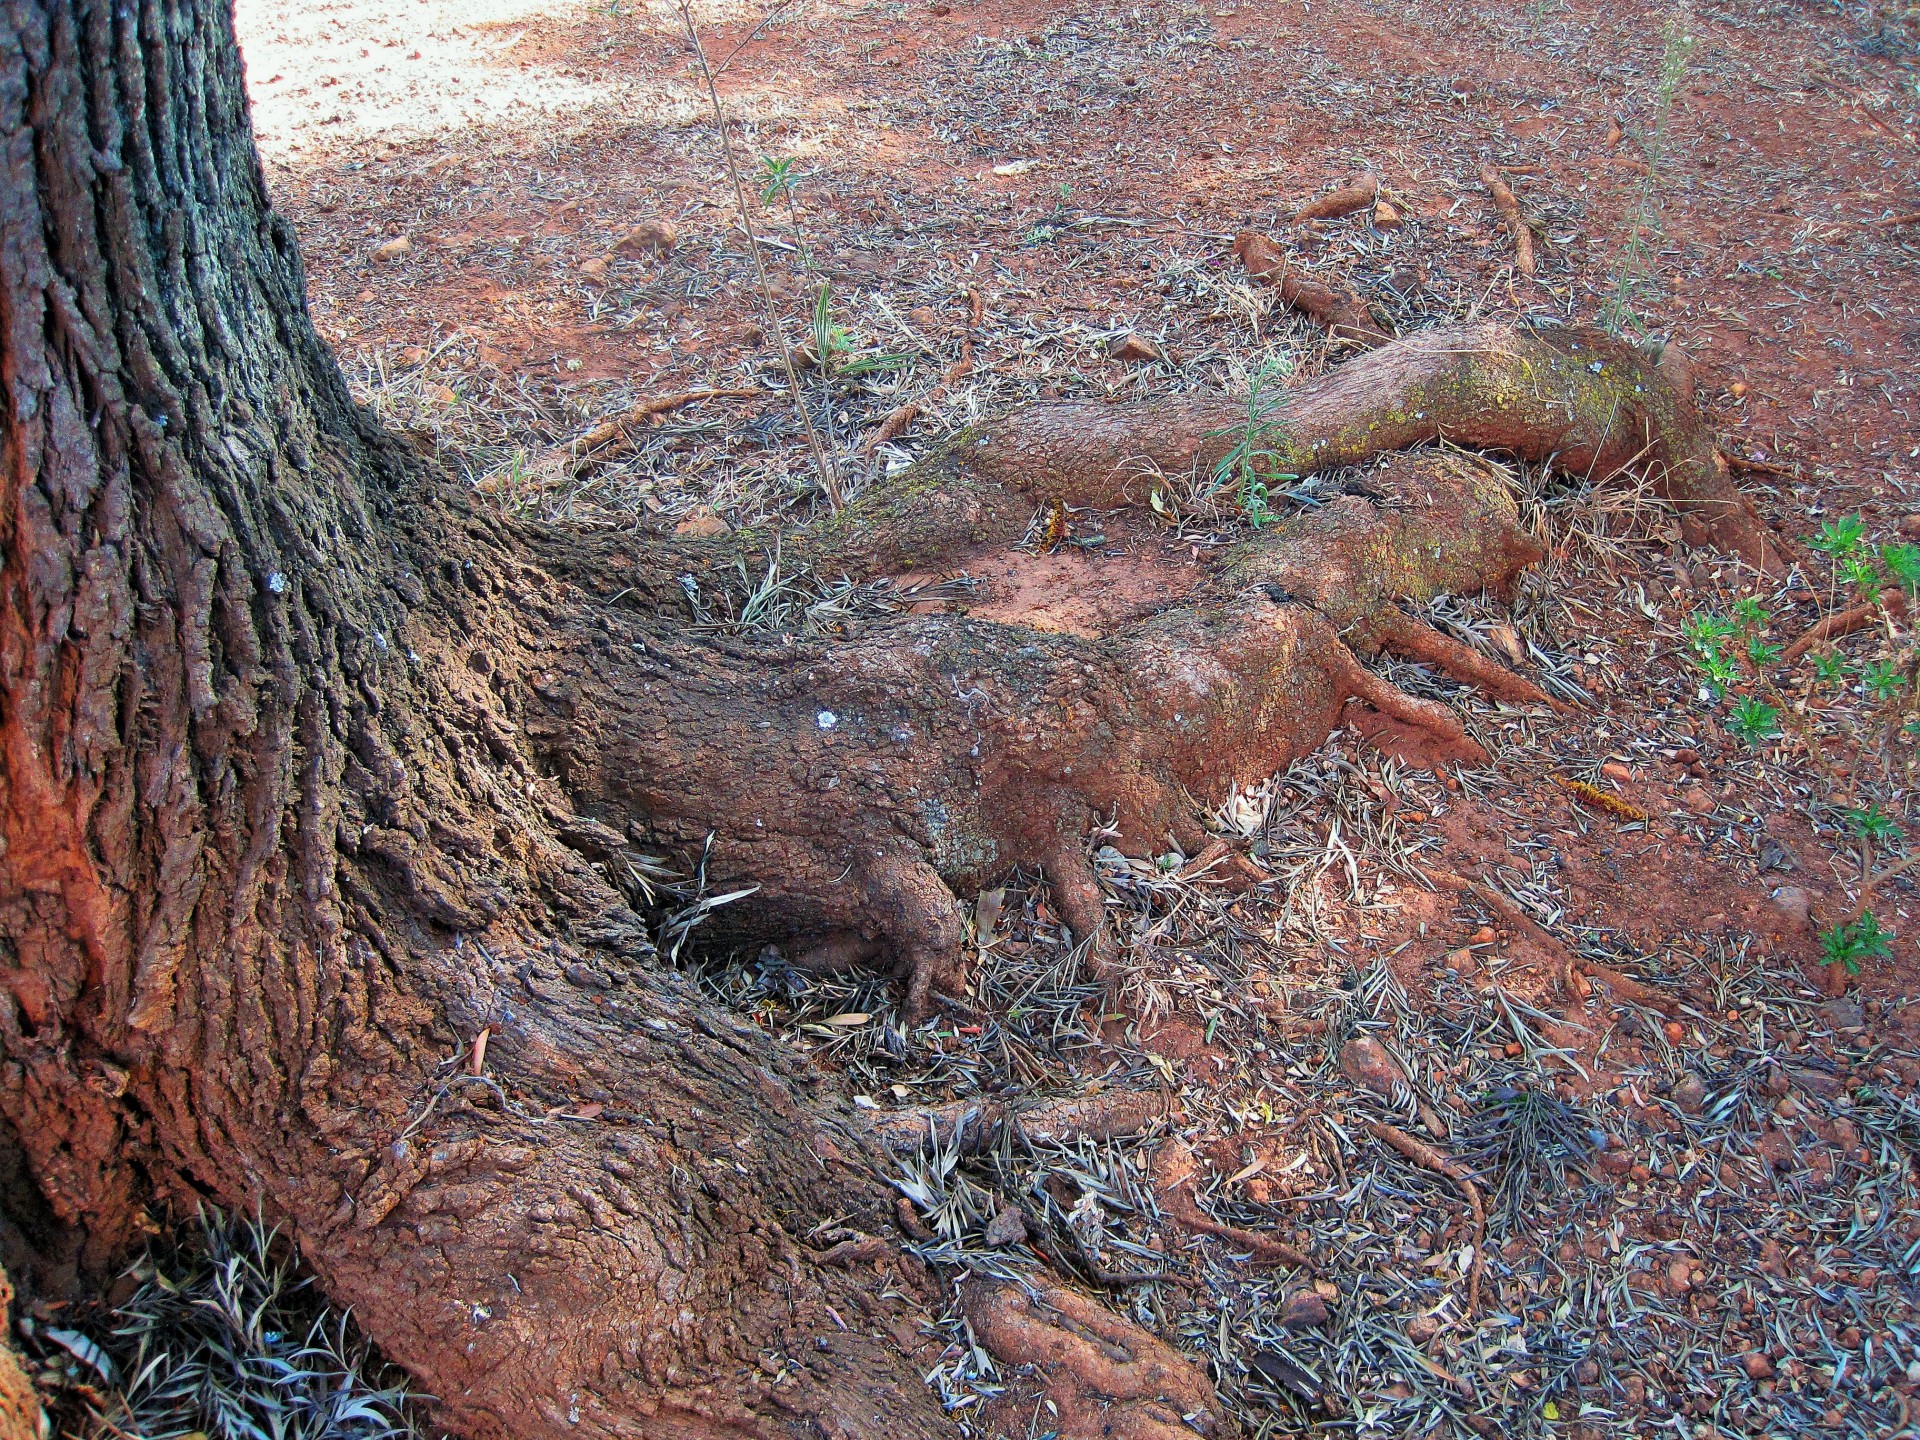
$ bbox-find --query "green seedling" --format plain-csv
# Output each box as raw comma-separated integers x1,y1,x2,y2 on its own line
1726,696,1782,746
1821,912,1895,976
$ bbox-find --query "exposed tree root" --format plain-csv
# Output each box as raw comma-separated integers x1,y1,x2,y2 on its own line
1151,1139,1313,1269
1292,170,1379,222
867,1089,1170,1156
963,1278,1237,1440
613,318,1777,1016
1479,165,1536,276
1783,588,1909,661
1367,1122,1485,1316
1433,868,1685,1016
1364,608,1563,710
1234,231,1393,347
554,387,762,464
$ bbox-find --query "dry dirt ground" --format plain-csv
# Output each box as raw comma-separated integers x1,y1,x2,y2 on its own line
126,0,1920,1435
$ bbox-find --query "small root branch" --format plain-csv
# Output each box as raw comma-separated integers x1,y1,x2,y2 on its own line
1368,609,1565,710
1234,231,1394,347
1479,165,1536,276
1432,868,1683,1016
963,1279,1233,1440
867,1090,1168,1157
1783,588,1909,661
863,400,921,455
1152,1139,1313,1269
559,388,761,461
1368,1121,1485,1316
1329,643,1486,764
1293,170,1378,222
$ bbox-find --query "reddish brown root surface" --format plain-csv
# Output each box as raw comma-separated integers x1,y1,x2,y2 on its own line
963,1278,1237,1440
0,1270,37,1440
1234,230,1393,347
1479,165,1537,276
1150,1139,1313,1269
1291,170,1379,222
1784,588,1909,660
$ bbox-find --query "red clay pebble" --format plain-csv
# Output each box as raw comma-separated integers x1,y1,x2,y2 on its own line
1107,333,1165,363
1900,513,1920,538
1281,1291,1330,1329
1338,1035,1409,1098
1741,1353,1774,1380
613,219,676,255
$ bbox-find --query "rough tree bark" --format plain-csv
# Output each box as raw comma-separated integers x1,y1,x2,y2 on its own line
0,1,1776,1436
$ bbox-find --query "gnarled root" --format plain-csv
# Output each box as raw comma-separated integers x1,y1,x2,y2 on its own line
0,1268,39,1440
1151,1138,1313,1269
867,1089,1170,1156
1784,588,1908,661
962,1278,1237,1440
956,320,1781,571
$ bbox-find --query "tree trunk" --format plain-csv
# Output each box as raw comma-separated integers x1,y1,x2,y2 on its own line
0,2,1778,1436
0,2,958,1435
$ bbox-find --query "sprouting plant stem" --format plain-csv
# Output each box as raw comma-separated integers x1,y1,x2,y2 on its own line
679,0,840,508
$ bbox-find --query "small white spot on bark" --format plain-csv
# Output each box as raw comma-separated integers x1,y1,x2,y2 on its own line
816,710,837,729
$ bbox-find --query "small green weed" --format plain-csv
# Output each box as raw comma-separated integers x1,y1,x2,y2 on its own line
1726,696,1783,747
1821,912,1895,976
1208,359,1298,529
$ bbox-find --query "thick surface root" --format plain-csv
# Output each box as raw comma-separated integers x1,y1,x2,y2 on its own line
0,1269,37,1440
962,1279,1237,1440
583,452,1561,1018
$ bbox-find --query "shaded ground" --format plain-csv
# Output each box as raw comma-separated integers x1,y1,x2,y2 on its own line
20,0,1918,1437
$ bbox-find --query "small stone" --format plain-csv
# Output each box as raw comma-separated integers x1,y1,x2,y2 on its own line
614,219,677,256
579,256,610,280
1629,1163,1652,1184
1663,1020,1687,1044
1575,1357,1600,1385
1339,1035,1409,1098
1757,1238,1787,1277
1312,1278,1339,1301
1281,1291,1330,1329
984,1206,1027,1247
1665,1258,1694,1293
1107,332,1165,363
674,509,732,538
1682,786,1717,815
1674,1073,1709,1113
1900,513,1920,539
1772,1095,1801,1121
1830,1117,1860,1151
1754,1128,1799,1171
372,235,411,260
1469,925,1496,945
1445,946,1477,975
1740,1352,1773,1380
1600,761,1632,782
1820,997,1866,1033
1766,885,1812,933
1406,1314,1439,1343
1371,198,1403,229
